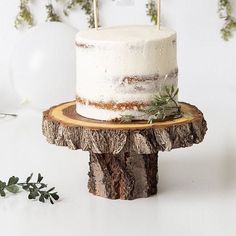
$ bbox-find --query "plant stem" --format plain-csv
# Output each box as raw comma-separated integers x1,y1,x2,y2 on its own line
18,182,41,186
169,97,181,113
0,113,18,118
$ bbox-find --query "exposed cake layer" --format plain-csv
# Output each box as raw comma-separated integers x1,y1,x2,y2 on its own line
76,103,149,121
77,68,178,102
75,25,178,121
76,96,147,111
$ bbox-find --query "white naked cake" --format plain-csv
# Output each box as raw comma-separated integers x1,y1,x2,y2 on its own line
75,25,178,121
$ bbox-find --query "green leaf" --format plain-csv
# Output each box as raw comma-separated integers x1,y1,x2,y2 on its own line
29,189,39,199
0,180,6,190
170,85,175,95
8,176,19,186
6,185,20,194
49,198,54,204
51,192,59,201
165,86,171,95
32,191,39,198
28,194,34,199
26,173,33,183
0,190,6,197
37,173,43,183
173,88,179,98
39,183,47,189
39,195,45,203
47,187,55,193
28,190,39,200
22,185,29,191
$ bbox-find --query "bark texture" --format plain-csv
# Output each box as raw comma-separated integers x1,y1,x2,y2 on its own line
88,152,158,200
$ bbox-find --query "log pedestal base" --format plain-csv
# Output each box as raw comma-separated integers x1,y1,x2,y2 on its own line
88,152,158,200
42,101,207,200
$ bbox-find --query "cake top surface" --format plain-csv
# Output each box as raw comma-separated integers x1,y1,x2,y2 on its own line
76,25,176,43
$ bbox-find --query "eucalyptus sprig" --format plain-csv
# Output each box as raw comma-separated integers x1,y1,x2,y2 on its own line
15,0,34,29
120,85,182,124
64,0,95,28
46,3,61,22
144,86,182,123
146,0,157,25
0,173,59,204
218,0,236,40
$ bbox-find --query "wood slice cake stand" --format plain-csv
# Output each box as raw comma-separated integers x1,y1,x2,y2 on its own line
42,101,207,200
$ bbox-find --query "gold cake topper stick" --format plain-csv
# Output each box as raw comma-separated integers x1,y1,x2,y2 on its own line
93,0,98,30
157,0,161,30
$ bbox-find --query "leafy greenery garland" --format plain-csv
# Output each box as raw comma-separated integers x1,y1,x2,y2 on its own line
15,0,94,29
218,0,236,40
46,2,61,22
146,0,157,25
15,0,34,28
147,0,236,40
15,0,236,40
64,0,95,28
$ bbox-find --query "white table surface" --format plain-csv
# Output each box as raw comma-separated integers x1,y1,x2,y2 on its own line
0,107,236,236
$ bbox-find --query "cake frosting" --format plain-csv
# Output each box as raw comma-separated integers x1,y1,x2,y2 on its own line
75,25,178,121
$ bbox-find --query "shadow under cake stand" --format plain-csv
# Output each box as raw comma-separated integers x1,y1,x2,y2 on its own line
42,101,207,200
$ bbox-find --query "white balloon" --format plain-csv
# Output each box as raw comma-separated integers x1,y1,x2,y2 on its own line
10,22,77,110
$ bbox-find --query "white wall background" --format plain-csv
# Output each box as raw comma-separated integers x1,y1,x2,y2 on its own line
1,0,236,113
